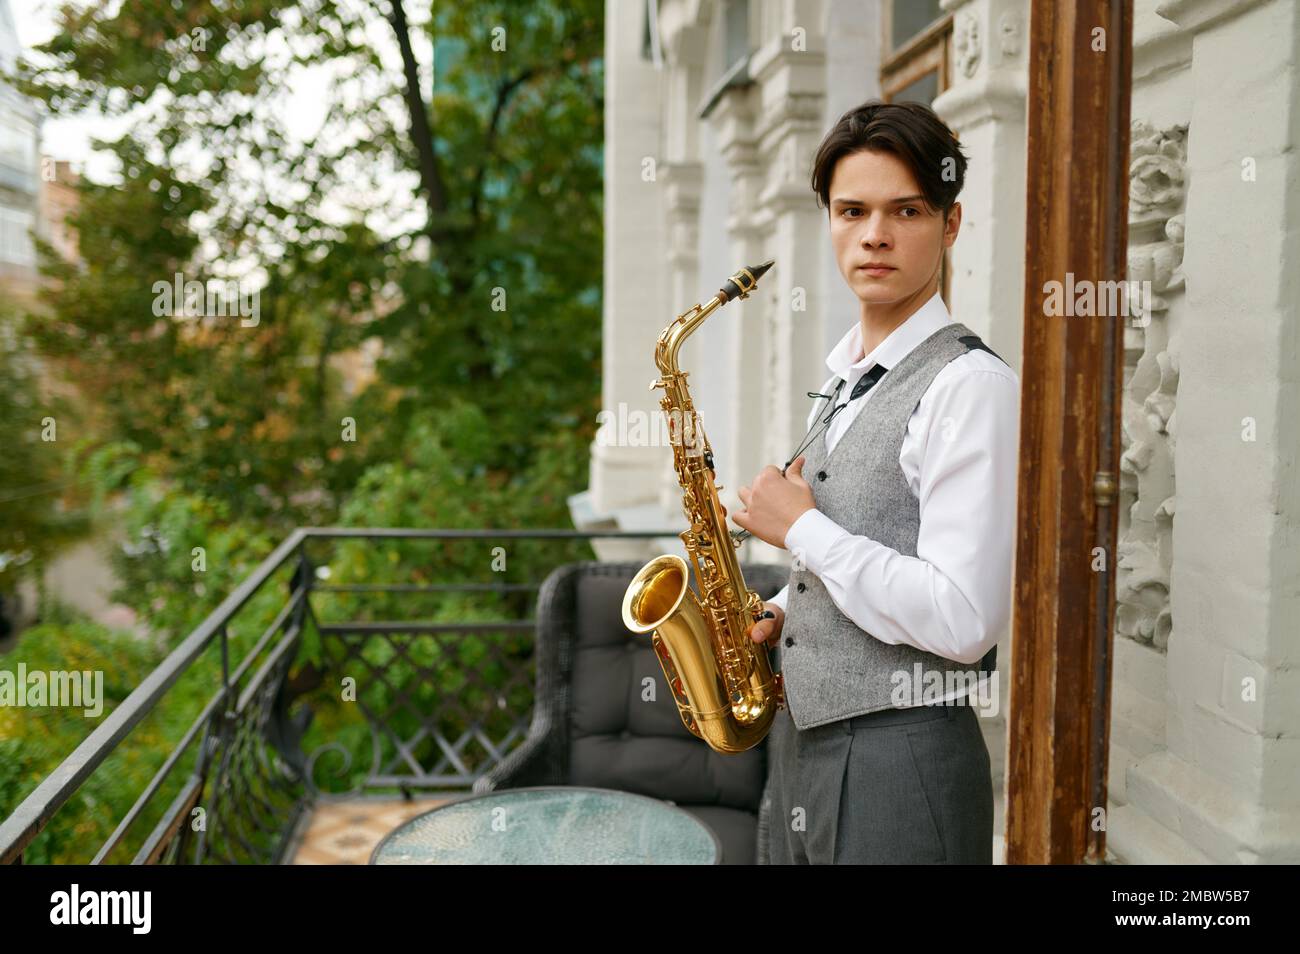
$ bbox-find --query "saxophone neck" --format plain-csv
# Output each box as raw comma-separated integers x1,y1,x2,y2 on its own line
656,300,717,374
653,260,775,378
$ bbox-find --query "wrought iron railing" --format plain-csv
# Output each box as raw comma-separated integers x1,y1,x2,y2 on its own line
0,528,677,865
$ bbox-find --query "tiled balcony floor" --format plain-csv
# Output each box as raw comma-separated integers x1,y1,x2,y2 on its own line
288,797,456,864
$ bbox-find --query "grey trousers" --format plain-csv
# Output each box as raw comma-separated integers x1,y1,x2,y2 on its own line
765,699,994,864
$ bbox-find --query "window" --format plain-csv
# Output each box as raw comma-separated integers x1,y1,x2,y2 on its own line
723,0,750,74
0,103,37,177
881,1,950,104
697,0,752,118
0,206,35,266
891,70,939,106
641,0,663,67
880,2,955,301
889,1,946,55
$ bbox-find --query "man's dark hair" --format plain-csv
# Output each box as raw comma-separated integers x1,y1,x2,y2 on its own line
810,100,968,218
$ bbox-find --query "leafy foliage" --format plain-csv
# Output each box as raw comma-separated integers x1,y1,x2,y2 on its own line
1,0,606,859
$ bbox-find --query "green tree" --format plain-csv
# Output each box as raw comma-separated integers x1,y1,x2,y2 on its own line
1,0,607,856
8,0,603,552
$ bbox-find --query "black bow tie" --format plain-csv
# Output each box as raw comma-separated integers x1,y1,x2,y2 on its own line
848,362,889,401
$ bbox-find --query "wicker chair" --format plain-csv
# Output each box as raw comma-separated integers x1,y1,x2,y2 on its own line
473,560,788,864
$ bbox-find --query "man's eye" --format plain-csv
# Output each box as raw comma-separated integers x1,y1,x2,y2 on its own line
841,208,861,217
899,207,919,217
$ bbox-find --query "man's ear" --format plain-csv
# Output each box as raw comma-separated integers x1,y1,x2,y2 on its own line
943,202,962,248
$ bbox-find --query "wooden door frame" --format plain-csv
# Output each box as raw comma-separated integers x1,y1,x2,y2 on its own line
1006,0,1133,864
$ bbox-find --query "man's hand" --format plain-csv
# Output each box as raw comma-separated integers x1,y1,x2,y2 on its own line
732,455,816,549
747,601,785,647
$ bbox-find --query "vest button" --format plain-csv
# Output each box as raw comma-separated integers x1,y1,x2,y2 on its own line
784,637,794,648
817,470,828,481
797,582,806,592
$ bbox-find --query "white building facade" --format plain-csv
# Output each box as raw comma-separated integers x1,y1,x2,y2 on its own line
577,0,1300,863
0,0,41,301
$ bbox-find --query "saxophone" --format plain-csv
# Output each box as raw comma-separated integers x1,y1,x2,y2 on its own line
620,260,785,754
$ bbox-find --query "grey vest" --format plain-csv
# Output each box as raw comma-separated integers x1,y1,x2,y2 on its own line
780,320,1001,730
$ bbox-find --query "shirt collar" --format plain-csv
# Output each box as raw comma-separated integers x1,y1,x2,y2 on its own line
825,289,952,385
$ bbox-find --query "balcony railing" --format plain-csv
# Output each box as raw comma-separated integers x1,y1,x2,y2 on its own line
0,528,678,865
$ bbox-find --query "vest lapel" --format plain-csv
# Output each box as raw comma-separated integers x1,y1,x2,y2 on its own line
815,321,969,471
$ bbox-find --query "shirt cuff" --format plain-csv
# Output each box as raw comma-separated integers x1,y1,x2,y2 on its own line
783,508,850,576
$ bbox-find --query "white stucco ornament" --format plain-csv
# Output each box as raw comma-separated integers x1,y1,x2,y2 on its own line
998,11,1021,60
955,12,981,78
1129,121,1188,217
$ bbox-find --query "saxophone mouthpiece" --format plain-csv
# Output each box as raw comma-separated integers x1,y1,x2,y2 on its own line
718,259,775,304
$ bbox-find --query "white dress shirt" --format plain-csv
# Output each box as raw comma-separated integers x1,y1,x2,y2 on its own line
766,290,1020,695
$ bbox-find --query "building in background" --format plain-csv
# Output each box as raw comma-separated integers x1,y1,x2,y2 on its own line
0,0,41,306
582,0,1300,864
39,158,79,264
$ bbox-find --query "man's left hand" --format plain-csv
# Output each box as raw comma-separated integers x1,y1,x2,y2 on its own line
732,455,816,549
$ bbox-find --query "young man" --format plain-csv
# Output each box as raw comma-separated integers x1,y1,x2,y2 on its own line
729,100,1019,864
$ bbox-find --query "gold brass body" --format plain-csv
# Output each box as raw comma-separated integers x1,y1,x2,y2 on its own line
620,261,785,754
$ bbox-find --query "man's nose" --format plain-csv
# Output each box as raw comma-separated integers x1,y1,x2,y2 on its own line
860,213,891,247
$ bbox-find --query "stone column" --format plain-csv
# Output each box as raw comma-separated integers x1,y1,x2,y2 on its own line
933,0,1030,360
1110,0,1300,863
585,0,670,528
708,86,768,519
652,3,711,524
749,11,828,487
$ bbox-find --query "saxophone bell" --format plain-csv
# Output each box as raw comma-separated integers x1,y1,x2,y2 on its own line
622,555,779,754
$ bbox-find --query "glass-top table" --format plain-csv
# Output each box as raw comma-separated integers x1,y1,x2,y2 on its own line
369,786,721,865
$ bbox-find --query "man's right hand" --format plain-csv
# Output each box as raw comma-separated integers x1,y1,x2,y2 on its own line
747,601,785,647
